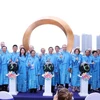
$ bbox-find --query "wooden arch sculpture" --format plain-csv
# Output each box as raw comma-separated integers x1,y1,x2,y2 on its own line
23,16,74,52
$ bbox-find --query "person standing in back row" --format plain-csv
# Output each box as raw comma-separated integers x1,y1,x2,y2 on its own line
58,44,72,88
54,46,61,86
9,45,19,63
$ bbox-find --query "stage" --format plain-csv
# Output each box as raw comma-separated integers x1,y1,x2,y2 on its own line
13,90,85,100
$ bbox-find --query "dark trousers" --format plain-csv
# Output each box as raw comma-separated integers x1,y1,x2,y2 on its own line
40,85,43,91
2,84,8,91
0,85,2,91
30,88,37,93
51,86,55,93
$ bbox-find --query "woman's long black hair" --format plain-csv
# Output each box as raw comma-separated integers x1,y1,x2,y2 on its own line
19,47,26,57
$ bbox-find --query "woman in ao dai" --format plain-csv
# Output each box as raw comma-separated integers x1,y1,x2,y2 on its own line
71,48,82,91
17,48,27,92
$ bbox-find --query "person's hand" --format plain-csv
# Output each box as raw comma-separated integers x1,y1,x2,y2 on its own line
76,57,78,60
28,63,31,66
31,64,34,69
60,54,63,58
39,54,42,57
53,94,58,100
16,59,18,63
92,62,95,64
47,58,50,62
9,59,12,63
68,68,72,73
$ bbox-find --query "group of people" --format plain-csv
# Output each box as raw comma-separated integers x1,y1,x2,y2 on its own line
0,41,100,93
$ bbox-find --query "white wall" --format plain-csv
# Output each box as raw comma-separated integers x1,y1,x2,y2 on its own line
0,0,100,52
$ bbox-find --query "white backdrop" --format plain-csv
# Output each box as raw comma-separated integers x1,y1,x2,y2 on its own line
0,0,100,53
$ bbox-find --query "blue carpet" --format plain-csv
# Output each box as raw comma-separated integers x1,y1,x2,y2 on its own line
13,90,86,100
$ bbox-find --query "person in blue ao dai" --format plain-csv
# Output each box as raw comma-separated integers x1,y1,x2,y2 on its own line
17,48,27,92
26,50,40,93
71,48,82,92
54,46,61,86
0,46,10,91
58,44,72,89
91,50,100,91
38,48,47,91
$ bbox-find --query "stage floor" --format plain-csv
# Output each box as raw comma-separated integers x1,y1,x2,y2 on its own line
13,90,85,100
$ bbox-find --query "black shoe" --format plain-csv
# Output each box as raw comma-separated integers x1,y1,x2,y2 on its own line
40,85,42,91
19,92,23,93
3,85,8,91
0,85,3,91
30,89,33,93
33,89,37,93
88,84,91,91
57,84,60,87
98,88,100,91
92,89,99,92
65,84,69,89
51,86,55,93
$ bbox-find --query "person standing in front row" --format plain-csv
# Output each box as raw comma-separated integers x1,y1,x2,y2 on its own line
58,44,72,88
71,48,82,91
91,50,100,91
17,48,27,92
54,46,61,86
26,50,40,93
0,46,10,91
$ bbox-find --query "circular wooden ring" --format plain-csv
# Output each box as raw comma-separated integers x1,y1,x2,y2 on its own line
23,16,74,52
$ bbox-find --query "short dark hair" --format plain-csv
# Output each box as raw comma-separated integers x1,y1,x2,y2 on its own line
85,50,90,53
92,50,97,54
19,47,26,57
48,47,53,50
30,50,36,54
55,45,60,49
13,44,18,48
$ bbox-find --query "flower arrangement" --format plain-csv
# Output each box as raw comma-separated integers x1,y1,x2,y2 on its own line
7,71,16,79
43,72,53,80
81,73,90,81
